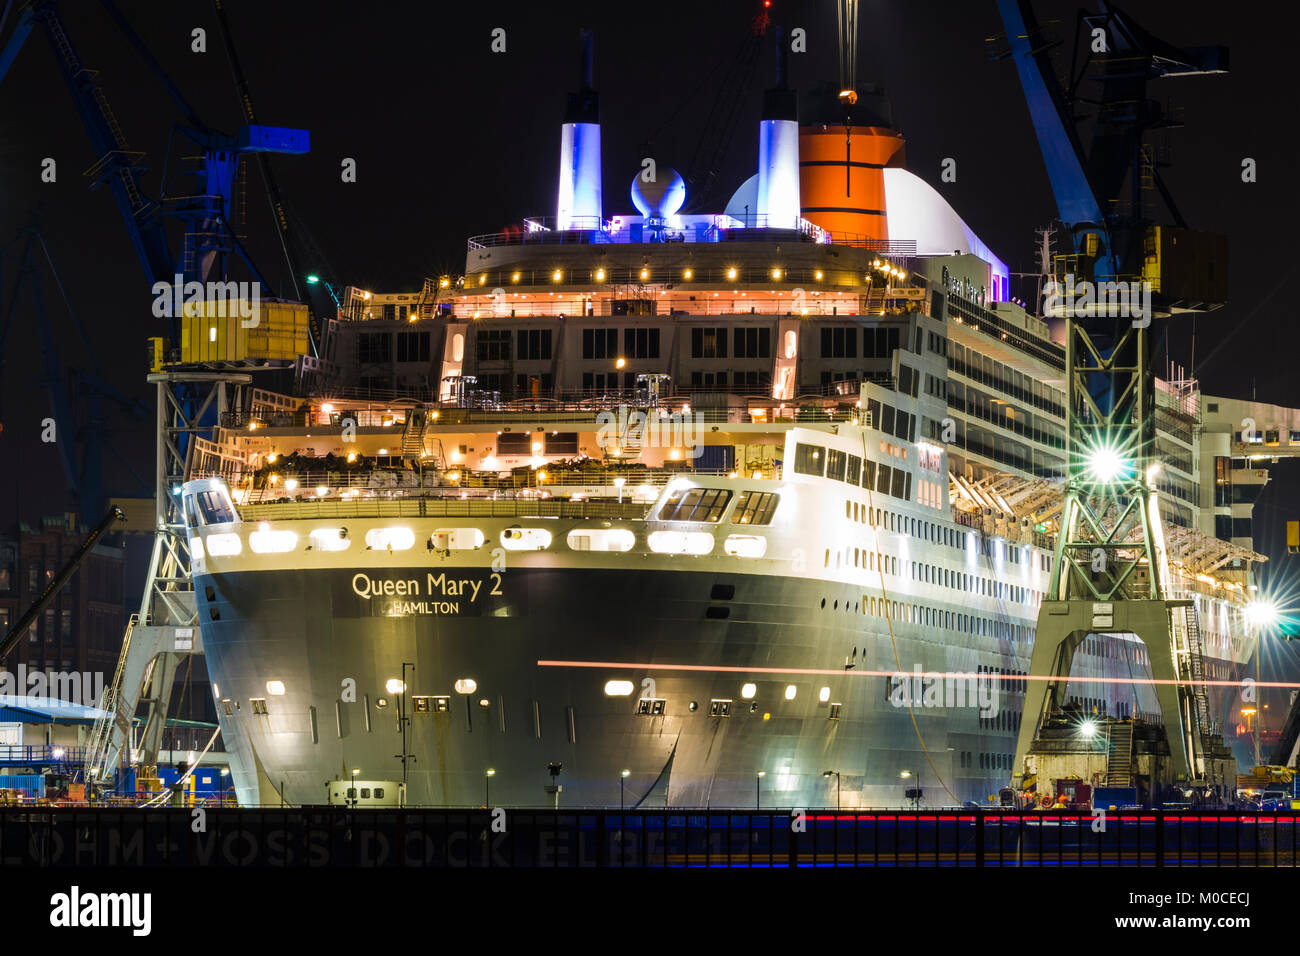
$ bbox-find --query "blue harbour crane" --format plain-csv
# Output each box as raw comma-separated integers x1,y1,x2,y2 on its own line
0,0,314,788
0,0,310,349
0,222,152,521
993,0,1229,788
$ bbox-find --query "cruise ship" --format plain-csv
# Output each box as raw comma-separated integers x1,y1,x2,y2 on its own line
172,29,1274,809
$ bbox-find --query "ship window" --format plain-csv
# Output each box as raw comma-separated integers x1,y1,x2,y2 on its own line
204,533,241,557
196,490,235,526
691,326,728,358
430,528,486,550
567,528,635,552
793,443,825,477
724,535,766,558
365,527,415,551
249,527,298,554
496,432,530,456
647,531,714,555
658,488,732,522
545,432,578,455
477,329,512,361
583,328,618,359
846,454,861,485
826,449,847,482
517,327,553,360
881,404,896,436
309,528,352,552
250,698,268,715
733,491,779,525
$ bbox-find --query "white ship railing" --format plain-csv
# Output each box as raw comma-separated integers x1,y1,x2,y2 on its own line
236,497,654,522
442,297,901,319
198,465,761,503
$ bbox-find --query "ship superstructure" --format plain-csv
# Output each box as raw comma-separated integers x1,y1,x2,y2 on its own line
180,283,1266,808
147,20,1285,809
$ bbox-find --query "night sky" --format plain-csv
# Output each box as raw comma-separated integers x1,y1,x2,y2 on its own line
1,0,1295,565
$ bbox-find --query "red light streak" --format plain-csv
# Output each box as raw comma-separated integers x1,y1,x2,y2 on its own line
536,659,1300,688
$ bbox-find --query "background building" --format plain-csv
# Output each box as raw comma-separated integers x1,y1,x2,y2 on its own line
0,514,125,683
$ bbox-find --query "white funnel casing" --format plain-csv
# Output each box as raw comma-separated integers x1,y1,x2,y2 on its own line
756,118,800,229
557,122,602,230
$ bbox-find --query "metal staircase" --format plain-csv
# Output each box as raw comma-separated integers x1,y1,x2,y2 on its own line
1105,722,1134,786
401,408,428,458
426,437,448,472
860,286,888,312
83,613,138,783
1182,601,1213,740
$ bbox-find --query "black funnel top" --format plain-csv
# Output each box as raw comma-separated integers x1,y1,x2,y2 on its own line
762,25,797,122
564,28,598,124
799,81,895,129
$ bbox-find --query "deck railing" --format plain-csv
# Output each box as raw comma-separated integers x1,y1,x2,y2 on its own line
235,497,655,522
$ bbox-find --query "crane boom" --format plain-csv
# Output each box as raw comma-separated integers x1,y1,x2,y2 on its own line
0,0,310,348
0,1,174,292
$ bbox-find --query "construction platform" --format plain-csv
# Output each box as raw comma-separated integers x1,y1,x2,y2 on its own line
1020,709,1237,808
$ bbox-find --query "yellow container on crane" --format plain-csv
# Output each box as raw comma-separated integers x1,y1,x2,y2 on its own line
177,300,309,365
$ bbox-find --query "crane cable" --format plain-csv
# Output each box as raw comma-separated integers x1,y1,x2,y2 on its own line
138,725,222,808
860,432,959,804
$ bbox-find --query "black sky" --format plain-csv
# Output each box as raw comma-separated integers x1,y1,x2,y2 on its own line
0,0,1296,545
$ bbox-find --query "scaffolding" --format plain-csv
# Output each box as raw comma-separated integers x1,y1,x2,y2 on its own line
84,372,250,790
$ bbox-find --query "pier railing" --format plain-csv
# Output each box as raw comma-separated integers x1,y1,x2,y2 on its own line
3,807,1299,867
0,745,86,766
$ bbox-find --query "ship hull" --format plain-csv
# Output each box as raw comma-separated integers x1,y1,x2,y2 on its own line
196,562,1187,808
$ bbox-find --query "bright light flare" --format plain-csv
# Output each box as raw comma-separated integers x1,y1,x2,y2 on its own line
1087,445,1127,483
1246,600,1279,628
